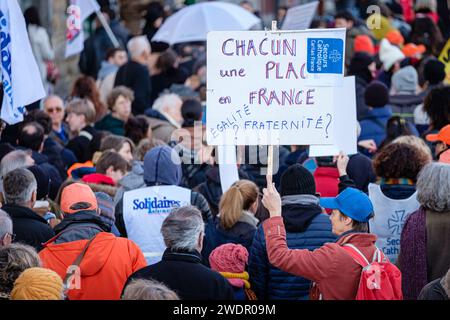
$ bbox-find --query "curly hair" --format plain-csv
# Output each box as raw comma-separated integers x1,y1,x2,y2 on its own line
373,143,431,181
71,76,106,122
0,244,41,298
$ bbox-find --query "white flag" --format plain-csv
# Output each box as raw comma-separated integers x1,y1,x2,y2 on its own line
65,0,100,58
0,0,46,125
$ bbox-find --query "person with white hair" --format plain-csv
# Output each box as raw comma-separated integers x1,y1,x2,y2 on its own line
0,210,13,247
123,206,234,300
145,93,183,143
1,168,54,251
114,36,153,115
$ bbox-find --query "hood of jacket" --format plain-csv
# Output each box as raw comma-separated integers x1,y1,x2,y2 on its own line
119,161,144,191
441,268,450,299
281,195,323,232
363,106,393,120
143,146,182,186
82,173,116,186
42,232,117,277
53,210,111,243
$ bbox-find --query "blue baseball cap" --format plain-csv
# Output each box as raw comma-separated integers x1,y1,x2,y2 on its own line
319,188,374,222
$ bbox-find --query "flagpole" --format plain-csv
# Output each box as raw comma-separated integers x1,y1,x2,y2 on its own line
95,10,120,48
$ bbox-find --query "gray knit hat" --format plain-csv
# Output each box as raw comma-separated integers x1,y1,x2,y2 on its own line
392,66,418,94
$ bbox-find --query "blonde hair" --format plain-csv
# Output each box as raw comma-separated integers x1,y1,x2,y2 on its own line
66,98,96,124
392,135,433,161
219,180,259,230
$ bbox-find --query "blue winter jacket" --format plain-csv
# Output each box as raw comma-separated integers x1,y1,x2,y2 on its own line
359,106,419,151
248,195,336,300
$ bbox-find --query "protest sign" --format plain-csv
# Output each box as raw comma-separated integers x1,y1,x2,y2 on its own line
281,1,319,31
217,145,239,193
123,185,191,264
206,28,346,146
309,76,357,157
438,38,450,84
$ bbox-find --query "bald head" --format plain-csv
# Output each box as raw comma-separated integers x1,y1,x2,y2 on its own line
127,36,151,65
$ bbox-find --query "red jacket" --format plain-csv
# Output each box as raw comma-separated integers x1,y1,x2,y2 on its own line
40,232,147,300
314,167,339,198
263,217,378,300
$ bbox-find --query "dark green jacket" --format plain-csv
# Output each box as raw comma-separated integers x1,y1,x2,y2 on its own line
95,113,125,136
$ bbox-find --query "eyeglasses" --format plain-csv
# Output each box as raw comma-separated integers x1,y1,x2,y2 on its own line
46,107,63,113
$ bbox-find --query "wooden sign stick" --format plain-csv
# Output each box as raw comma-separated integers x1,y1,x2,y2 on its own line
266,21,278,186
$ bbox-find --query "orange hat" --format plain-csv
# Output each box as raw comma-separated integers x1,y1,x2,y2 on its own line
426,125,450,145
353,35,375,56
402,43,426,57
385,29,404,46
61,183,98,214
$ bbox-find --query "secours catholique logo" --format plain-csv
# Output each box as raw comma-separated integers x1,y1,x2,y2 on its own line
133,197,182,214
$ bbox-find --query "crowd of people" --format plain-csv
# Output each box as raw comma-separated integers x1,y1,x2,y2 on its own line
0,0,449,301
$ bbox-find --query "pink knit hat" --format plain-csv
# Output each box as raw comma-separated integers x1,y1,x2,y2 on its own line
209,244,249,287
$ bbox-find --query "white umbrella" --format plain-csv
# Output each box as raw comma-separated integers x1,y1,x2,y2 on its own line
152,1,261,45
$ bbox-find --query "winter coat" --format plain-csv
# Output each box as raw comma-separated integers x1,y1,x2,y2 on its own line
150,67,188,105
114,149,212,237
202,211,259,266
114,161,145,205
314,167,339,198
193,166,250,216
2,204,55,251
49,123,70,147
27,24,54,84
419,269,450,300
389,94,424,124
79,27,125,79
399,208,450,299
124,248,235,300
115,61,152,115
359,106,393,148
42,137,73,179
24,149,63,200
40,230,146,300
264,217,378,300
355,75,371,121
95,113,125,136
145,109,178,143
66,126,102,163
249,195,336,300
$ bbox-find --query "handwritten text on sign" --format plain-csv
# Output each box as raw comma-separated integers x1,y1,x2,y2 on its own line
206,29,345,146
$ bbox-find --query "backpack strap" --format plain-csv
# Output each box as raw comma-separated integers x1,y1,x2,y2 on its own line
63,235,97,290
343,244,370,267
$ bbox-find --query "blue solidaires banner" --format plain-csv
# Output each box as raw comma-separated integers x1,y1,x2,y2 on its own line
123,185,191,265
206,28,346,146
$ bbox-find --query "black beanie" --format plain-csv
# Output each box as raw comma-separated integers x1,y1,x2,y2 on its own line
280,164,316,196
365,81,389,108
182,99,203,127
424,59,446,85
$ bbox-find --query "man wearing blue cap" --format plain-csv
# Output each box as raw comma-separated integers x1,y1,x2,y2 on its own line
261,177,379,300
